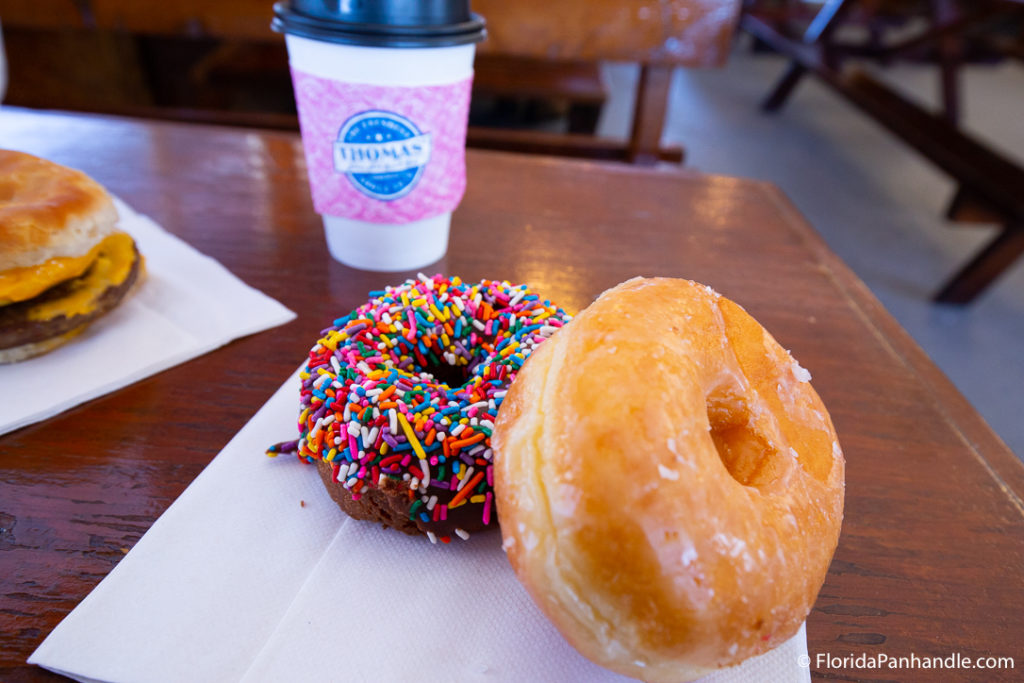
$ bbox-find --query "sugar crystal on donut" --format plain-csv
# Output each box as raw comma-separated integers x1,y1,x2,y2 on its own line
270,274,571,544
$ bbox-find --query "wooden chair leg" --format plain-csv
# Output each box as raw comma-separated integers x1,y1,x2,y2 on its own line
756,0,852,112
931,0,962,125
627,63,673,165
762,62,807,111
934,224,1024,303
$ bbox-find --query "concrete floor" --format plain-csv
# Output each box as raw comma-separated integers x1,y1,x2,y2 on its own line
598,49,1024,458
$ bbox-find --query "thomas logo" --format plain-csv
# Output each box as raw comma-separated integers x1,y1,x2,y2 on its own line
333,110,431,201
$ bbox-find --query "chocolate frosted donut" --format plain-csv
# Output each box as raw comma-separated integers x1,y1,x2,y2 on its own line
273,274,571,544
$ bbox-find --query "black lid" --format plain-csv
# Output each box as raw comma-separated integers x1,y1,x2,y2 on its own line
272,0,486,48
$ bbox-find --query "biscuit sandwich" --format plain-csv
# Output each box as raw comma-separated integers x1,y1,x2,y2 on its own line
0,150,143,363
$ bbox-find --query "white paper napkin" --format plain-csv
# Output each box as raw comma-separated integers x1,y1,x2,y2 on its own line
0,198,295,435
29,370,810,683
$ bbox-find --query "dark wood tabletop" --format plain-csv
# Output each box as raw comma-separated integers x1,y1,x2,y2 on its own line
0,108,1021,682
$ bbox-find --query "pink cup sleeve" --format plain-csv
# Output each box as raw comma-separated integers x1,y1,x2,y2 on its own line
291,68,473,224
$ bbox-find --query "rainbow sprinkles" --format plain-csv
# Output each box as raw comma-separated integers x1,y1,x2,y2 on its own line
269,274,572,544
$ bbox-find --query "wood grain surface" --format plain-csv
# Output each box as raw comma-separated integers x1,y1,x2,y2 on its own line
0,109,1021,682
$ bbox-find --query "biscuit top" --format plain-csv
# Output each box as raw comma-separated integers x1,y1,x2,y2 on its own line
0,150,118,272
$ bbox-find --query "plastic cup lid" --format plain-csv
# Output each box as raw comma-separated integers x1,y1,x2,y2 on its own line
272,0,486,48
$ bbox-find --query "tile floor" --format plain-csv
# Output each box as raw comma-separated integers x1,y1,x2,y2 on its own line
598,48,1024,458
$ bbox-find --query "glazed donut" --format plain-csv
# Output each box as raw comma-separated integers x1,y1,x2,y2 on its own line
273,274,571,544
493,277,844,682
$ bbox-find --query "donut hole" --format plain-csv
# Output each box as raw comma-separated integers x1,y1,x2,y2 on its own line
414,333,508,389
421,360,472,389
706,394,779,489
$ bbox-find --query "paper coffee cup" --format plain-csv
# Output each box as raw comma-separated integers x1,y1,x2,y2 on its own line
273,2,486,272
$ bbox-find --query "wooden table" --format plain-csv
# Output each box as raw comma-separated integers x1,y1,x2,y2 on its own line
1,109,1021,682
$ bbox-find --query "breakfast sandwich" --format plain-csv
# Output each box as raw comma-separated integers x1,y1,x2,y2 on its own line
0,150,143,363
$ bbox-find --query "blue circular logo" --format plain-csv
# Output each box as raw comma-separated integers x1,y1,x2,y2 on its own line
332,110,432,201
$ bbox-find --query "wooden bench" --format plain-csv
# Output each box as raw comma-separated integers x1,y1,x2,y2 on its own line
742,1,1024,302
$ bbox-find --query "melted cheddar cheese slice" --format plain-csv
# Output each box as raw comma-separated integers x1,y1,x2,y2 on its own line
0,247,101,305
22,232,138,322
0,232,136,307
